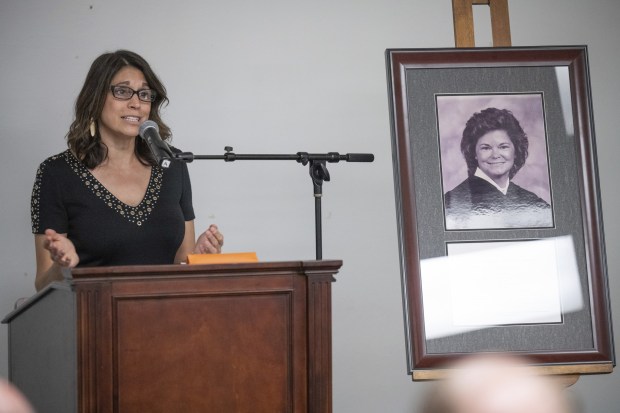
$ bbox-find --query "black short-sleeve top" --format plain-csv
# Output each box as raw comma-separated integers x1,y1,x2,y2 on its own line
31,150,195,267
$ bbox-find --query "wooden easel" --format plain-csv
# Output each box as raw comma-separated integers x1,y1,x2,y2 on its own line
448,0,616,387
452,0,511,47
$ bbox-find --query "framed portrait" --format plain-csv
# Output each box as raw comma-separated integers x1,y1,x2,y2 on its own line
385,46,614,379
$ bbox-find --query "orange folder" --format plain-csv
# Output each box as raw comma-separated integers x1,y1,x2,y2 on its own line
186,252,259,265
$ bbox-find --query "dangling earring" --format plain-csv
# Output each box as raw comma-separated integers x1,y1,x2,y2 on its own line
89,119,96,137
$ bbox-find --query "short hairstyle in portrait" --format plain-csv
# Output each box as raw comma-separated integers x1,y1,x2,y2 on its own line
66,50,171,169
460,107,529,179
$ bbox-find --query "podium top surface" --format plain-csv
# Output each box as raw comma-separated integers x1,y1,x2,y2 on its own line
68,259,342,279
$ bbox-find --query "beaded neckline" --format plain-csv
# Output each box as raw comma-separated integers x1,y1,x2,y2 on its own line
64,150,163,227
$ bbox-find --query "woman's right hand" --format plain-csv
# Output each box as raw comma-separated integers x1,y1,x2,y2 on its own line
43,229,79,268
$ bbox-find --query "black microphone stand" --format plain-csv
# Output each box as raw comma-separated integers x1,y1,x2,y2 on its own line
171,146,374,260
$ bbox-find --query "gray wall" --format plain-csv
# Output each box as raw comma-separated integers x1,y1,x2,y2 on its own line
1,1,618,412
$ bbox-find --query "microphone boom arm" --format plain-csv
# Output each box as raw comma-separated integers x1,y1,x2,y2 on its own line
172,146,374,260
172,147,374,164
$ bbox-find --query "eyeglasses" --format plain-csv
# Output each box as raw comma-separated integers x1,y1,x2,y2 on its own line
110,85,157,102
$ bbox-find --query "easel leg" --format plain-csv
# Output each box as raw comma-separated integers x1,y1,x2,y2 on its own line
452,0,511,47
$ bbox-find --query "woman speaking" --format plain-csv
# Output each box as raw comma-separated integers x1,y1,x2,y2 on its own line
32,50,223,291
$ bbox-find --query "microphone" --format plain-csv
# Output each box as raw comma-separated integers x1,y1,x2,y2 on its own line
139,120,173,168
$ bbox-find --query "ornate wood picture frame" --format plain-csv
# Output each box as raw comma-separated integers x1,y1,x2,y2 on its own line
386,46,614,379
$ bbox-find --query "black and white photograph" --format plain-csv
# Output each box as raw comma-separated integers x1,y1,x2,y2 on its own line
437,93,554,230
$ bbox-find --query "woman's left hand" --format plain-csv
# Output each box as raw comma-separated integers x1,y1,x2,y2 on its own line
194,224,224,254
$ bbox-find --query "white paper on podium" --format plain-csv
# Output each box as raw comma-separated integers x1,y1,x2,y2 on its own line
420,236,583,339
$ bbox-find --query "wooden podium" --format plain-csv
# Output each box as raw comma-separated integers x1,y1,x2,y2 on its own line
2,260,342,413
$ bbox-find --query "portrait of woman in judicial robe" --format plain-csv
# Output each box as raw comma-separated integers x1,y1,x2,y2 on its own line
438,94,554,230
